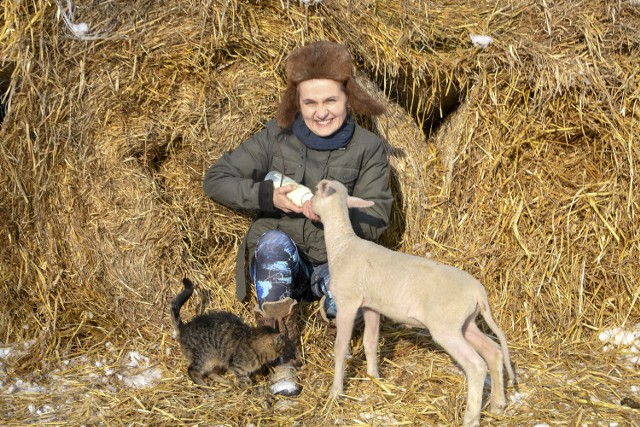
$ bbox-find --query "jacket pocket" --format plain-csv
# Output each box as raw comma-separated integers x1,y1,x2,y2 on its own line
270,155,299,177
327,166,359,194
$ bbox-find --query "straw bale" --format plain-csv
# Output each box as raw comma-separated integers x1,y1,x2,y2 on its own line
319,0,640,325
320,0,479,132
1,0,640,425
0,0,304,357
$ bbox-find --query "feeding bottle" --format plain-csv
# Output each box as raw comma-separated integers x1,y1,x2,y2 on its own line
265,171,313,206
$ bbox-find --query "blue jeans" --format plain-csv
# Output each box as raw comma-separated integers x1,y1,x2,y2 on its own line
250,230,337,318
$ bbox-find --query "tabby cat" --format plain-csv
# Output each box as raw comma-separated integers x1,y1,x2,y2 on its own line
171,278,285,387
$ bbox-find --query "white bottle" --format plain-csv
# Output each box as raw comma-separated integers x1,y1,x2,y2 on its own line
265,171,313,206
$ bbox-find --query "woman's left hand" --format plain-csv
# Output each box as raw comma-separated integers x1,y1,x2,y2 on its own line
302,199,321,222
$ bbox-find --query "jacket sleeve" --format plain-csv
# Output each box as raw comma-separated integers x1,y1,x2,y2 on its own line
203,126,277,212
349,137,394,241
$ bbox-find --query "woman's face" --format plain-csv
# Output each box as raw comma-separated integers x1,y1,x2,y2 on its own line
297,79,348,137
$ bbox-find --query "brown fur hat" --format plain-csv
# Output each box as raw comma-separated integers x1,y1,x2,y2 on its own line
276,41,385,128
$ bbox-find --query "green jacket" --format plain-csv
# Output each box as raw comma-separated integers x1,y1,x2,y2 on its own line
204,119,393,300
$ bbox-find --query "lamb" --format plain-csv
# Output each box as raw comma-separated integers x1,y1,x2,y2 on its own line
310,179,516,427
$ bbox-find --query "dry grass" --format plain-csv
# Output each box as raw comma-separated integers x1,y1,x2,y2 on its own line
1,0,639,425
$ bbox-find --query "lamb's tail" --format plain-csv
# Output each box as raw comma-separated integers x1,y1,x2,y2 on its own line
478,298,517,387
170,278,195,333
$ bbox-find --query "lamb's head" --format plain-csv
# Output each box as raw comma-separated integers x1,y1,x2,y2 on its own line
311,179,374,219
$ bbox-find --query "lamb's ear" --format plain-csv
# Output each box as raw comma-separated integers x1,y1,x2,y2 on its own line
347,196,374,208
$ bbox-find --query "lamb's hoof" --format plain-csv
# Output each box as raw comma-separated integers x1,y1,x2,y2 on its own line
329,387,342,400
490,400,506,414
462,415,480,427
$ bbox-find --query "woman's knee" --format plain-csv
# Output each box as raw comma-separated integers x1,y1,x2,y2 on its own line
253,230,299,305
310,263,337,318
256,230,295,250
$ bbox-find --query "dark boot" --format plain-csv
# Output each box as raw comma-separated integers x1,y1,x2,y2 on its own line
254,298,301,397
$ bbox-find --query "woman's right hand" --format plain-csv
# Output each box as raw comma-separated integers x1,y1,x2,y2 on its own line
273,184,304,214
302,199,321,222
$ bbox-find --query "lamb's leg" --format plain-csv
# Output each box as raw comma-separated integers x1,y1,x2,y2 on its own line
431,328,487,427
362,308,380,378
464,321,506,413
330,303,358,398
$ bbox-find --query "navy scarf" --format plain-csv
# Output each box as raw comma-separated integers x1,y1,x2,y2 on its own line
291,113,355,151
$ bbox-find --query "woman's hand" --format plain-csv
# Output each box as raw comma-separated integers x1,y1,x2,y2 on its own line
273,185,320,221
273,184,304,214
302,199,321,222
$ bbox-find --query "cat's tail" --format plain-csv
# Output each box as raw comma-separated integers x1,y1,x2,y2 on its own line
171,278,195,333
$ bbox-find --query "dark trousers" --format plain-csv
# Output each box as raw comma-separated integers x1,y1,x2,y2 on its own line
250,230,337,318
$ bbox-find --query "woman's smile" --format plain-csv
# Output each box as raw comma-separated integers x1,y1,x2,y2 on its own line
298,79,348,138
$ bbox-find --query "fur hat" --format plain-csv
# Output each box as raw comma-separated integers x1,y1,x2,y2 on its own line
276,41,385,128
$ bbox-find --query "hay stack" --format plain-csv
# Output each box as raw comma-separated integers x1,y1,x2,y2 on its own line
1,0,639,425
330,0,639,333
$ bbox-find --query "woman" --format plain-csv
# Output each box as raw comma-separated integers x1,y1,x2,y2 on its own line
204,40,393,397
